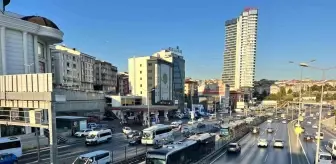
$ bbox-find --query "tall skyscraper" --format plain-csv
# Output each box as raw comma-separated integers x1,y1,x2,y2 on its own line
222,8,258,91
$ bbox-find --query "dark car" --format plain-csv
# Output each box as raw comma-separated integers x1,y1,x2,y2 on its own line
303,134,314,142
128,136,142,146
197,123,206,128
0,153,18,164
127,130,142,139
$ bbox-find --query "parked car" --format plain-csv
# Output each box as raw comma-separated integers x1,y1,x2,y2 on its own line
74,129,93,137
122,127,132,134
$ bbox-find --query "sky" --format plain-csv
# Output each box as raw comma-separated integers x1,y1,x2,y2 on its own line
7,0,336,81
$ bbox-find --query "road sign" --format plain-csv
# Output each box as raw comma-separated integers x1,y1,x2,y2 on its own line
295,126,303,134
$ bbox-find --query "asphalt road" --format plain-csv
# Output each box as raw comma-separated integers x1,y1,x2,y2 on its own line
20,123,216,164
299,109,336,164
210,120,291,164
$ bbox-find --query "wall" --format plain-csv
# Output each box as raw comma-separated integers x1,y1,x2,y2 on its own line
52,88,105,113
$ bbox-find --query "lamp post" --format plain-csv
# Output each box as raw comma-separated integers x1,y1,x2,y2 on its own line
301,65,336,163
289,60,315,125
145,88,155,128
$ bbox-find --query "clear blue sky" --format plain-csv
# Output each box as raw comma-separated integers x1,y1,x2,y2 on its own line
7,0,336,80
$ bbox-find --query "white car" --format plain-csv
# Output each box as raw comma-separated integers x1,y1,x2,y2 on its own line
188,120,196,125
257,139,268,147
313,117,317,120
267,128,273,133
273,139,284,148
198,118,204,122
75,129,93,137
307,121,311,124
315,152,332,164
312,124,318,129
267,119,272,123
122,127,132,134
282,120,287,124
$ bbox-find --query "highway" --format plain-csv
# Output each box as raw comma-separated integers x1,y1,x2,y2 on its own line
210,120,291,164
299,109,336,164
20,124,216,164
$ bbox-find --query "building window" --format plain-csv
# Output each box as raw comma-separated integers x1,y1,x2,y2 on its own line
148,63,152,66
140,84,142,87
73,56,76,61
140,71,142,74
73,64,76,68
39,61,45,73
140,77,142,80
38,42,45,59
140,64,142,67
148,70,152,73
140,91,142,94
67,62,70,67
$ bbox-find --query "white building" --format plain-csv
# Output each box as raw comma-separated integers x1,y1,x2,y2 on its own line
0,12,63,75
222,8,258,91
128,56,173,105
80,53,95,90
51,45,81,88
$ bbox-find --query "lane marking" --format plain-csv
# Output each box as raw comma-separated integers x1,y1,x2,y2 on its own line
293,120,311,164
264,153,268,162
288,120,293,164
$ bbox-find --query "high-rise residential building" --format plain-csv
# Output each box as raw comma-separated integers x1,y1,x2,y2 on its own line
94,60,118,93
50,45,81,88
80,53,95,90
152,47,185,110
222,8,258,91
128,56,173,105
117,72,130,96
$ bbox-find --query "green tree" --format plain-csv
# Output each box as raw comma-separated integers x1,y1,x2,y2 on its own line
265,94,279,100
287,89,293,94
311,85,320,91
279,86,286,97
293,92,299,97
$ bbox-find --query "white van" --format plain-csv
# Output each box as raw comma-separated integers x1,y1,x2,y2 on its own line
85,129,112,145
72,150,112,164
315,152,332,164
326,139,336,157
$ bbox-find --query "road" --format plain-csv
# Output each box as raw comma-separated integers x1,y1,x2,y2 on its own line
299,109,336,164
210,120,291,164
20,123,216,164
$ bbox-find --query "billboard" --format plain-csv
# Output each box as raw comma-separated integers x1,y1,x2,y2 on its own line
155,63,172,103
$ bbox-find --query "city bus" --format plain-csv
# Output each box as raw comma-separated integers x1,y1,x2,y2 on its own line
0,136,22,157
141,124,173,145
145,133,216,163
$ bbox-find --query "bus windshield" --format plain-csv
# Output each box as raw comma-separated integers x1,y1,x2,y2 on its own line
142,131,153,139
146,158,166,164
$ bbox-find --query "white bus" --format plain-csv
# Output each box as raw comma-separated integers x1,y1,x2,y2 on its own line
0,136,22,157
72,150,112,164
141,124,173,145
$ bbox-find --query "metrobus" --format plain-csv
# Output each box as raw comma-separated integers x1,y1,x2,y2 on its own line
141,124,173,145
0,137,22,157
145,133,216,164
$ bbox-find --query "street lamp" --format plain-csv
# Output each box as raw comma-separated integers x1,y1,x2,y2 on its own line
289,59,315,125
302,65,336,163
145,88,155,127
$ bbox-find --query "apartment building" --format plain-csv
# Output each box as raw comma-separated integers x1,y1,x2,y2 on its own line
94,60,118,93
128,56,173,105
50,45,81,88
152,47,185,109
117,72,130,96
222,8,258,91
80,53,95,90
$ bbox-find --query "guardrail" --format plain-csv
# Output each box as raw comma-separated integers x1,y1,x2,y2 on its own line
195,117,267,164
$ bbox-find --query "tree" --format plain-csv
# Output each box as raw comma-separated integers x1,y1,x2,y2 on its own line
265,94,279,100
293,92,299,97
262,90,268,98
287,89,293,94
279,86,286,97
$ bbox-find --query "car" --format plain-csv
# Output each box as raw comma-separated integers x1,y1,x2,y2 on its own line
307,121,311,124
188,120,196,125
74,129,93,137
257,138,268,147
127,130,142,139
128,136,142,146
315,132,324,140
267,119,272,123
197,123,206,128
282,120,287,124
0,153,18,164
313,117,317,119
198,118,205,122
171,121,183,128
267,128,273,133
273,139,284,148
315,152,332,164
227,143,241,153
252,127,260,134
303,134,314,142
312,124,318,129
122,127,132,134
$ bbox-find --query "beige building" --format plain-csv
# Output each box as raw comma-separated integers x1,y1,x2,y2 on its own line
80,53,95,90
94,60,118,93
270,84,280,94
51,45,81,89
222,8,258,91
128,56,173,105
